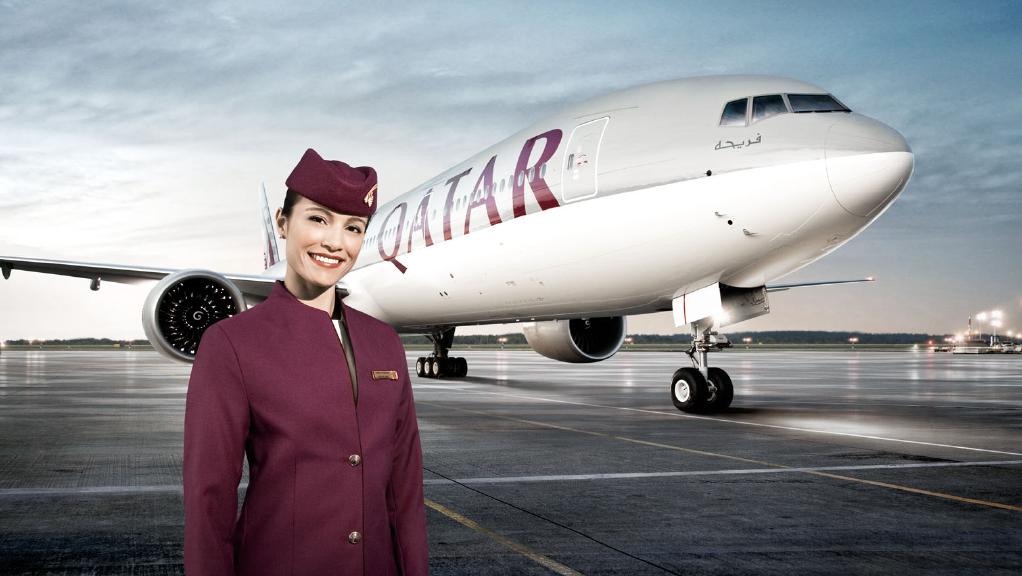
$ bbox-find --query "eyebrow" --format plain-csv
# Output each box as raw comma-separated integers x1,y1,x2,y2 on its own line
304,207,367,226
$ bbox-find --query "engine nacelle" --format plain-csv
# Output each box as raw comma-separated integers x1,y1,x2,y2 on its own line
522,317,627,363
142,270,247,363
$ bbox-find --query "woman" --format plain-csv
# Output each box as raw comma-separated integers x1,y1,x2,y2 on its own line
183,149,429,575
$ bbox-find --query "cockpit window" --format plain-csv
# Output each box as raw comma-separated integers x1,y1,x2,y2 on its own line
752,95,787,123
787,93,851,113
719,98,748,126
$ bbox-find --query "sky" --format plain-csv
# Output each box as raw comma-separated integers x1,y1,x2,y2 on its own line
1,0,1020,340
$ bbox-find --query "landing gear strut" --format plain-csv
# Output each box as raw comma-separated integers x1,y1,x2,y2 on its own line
415,327,468,378
670,318,734,413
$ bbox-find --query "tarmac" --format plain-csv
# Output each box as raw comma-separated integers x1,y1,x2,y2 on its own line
0,348,1019,575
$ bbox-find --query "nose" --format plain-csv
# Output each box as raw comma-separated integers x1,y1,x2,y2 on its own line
825,115,914,218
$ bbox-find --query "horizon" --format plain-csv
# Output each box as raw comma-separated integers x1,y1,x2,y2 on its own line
1,328,994,345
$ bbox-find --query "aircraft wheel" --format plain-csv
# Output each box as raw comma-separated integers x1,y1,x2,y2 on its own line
427,358,442,378
415,357,426,377
671,367,707,413
455,357,468,377
706,367,734,411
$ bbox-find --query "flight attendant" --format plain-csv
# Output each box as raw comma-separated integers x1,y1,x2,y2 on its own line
183,149,429,575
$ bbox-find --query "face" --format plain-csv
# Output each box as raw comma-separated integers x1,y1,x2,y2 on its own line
276,195,367,290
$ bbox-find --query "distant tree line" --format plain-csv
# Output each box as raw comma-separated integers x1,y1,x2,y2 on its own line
3,338,150,346
3,331,950,348
397,331,946,346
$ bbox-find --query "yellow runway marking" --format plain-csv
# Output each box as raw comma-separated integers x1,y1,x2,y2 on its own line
804,471,1022,512
420,401,1021,513
424,498,585,576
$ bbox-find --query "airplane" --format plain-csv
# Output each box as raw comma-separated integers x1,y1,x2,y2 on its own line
0,75,913,414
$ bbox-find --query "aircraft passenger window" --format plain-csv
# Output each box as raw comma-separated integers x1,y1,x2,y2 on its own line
500,179,505,191
787,93,850,113
719,98,748,126
540,163,547,178
566,154,574,168
517,171,524,186
752,95,787,123
527,167,534,182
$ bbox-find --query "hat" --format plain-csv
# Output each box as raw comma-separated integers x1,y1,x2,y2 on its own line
285,148,377,217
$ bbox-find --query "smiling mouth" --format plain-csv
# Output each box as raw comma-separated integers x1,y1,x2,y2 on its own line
308,252,344,269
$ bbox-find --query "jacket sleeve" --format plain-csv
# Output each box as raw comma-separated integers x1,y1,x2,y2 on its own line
182,323,250,576
388,332,429,575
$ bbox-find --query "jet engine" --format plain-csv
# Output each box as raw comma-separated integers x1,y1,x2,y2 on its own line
522,317,627,363
142,270,247,363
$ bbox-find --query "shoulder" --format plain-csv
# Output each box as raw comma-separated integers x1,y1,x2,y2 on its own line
201,297,280,349
344,303,400,341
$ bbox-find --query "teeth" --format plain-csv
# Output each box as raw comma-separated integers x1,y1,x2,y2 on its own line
311,253,341,264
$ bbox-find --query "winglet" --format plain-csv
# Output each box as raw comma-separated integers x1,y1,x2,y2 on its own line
260,183,281,270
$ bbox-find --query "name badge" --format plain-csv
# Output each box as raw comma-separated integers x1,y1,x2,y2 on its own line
371,370,399,381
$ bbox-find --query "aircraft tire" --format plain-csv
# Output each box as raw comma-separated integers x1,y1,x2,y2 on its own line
428,358,442,378
671,367,707,413
706,367,734,411
455,357,468,377
415,357,426,377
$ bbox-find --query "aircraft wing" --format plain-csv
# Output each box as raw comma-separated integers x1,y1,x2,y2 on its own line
765,277,875,292
0,255,280,299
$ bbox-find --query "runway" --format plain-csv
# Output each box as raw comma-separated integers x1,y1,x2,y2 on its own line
0,349,1019,574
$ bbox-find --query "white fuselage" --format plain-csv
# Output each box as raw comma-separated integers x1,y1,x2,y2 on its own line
268,76,913,333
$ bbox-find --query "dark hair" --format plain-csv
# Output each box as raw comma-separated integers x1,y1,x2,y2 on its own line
280,188,372,227
281,188,300,219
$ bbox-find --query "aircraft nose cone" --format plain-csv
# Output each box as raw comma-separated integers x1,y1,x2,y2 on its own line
826,115,914,217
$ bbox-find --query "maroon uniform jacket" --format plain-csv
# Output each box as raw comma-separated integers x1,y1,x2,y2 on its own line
183,280,428,575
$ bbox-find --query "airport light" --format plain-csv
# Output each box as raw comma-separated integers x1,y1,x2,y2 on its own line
848,336,859,348
624,336,634,346
497,336,508,349
990,319,1002,344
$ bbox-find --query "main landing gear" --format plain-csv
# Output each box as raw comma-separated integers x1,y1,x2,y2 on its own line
415,327,468,378
671,318,734,413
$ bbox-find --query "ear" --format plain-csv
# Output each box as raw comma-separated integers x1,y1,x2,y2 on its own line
274,207,287,238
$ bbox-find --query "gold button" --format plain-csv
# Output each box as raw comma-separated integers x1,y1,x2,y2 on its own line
348,531,361,544
348,454,362,467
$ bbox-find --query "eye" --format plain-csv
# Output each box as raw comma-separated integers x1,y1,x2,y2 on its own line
309,216,326,224
347,225,364,234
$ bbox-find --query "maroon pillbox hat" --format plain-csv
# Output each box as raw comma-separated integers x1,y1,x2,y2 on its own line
285,148,378,217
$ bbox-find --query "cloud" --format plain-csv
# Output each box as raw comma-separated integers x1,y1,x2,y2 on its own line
1,0,1021,336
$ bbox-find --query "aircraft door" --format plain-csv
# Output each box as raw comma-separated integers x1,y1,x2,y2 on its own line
561,116,609,202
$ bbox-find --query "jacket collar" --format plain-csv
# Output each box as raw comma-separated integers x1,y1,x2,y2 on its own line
268,279,346,321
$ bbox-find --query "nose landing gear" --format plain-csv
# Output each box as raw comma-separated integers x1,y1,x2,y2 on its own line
671,319,734,413
415,327,468,378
